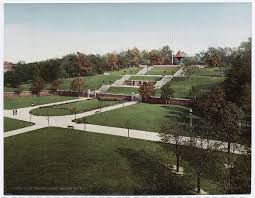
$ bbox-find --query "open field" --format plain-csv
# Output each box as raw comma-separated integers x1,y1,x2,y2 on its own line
107,67,140,75
146,67,179,75
192,67,224,77
4,96,75,110
5,127,237,195
30,99,121,116
76,103,201,134
129,76,162,81
170,76,225,98
4,117,32,132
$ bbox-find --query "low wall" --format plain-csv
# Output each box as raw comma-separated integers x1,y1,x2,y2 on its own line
4,90,52,97
57,90,87,97
96,93,132,101
147,97,192,106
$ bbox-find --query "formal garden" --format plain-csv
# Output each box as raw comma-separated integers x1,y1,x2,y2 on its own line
4,39,251,195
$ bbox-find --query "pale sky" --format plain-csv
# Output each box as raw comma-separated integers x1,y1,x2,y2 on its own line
4,3,252,63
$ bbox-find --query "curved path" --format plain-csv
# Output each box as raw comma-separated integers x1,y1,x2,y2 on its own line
4,98,250,155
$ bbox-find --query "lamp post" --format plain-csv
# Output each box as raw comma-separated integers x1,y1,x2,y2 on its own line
30,114,32,125
238,121,242,134
189,108,193,127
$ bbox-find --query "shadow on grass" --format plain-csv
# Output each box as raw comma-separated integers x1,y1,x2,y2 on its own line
116,147,194,195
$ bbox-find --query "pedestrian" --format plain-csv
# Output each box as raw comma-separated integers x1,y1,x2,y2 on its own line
15,109,18,115
13,110,14,115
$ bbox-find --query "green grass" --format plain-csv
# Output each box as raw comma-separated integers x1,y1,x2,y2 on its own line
76,103,200,134
4,117,32,132
107,67,140,75
170,76,225,98
192,67,224,77
30,99,121,116
129,76,162,81
146,67,179,75
59,75,121,91
4,96,75,110
4,127,234,195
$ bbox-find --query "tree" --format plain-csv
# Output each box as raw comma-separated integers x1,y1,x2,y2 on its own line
130,47,141,66
77,52,91,76
31,78,45,96
70,78,85,93
14,85,24,96
160,82,175,100
184,66,194,82
107,53,118,70
149,50,164,65
160,118,186,172
138,81,155,102
161,45,172,64
4,71,21,88
50,80,62,95
224,38,251,112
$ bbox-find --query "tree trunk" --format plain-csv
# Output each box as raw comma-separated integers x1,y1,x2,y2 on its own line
197,171,201,193
227,142,232,193
175,143,179,172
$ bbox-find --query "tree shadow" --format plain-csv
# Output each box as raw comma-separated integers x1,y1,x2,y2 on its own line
116,147,194,195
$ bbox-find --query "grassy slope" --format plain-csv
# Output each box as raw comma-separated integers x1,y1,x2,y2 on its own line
107,67,141,75
30,99,121,116
146,67,178,75
170,76,225,98
4,96,75,110
192,67,224,77
59,75,120,91
4,127,230,195
4,117,32,132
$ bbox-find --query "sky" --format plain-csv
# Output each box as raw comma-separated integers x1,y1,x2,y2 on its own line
4,3,252,63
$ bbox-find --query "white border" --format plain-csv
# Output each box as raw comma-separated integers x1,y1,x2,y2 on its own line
0,0,253,197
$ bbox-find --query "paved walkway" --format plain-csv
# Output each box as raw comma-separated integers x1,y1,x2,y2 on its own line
4,98,250,155
136,65,153,75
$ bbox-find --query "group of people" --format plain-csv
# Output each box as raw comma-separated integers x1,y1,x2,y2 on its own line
12,109,18,115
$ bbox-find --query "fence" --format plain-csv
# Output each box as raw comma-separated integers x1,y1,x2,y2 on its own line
4,90,52,97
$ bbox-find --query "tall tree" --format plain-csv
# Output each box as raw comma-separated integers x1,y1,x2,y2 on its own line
149,50,164,65
31,78,45,96
161,45,172,64
107,53,118,70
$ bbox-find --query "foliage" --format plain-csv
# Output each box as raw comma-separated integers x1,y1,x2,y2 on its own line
224,38,251,112
149,50,164,65
70,78,85,92
138,81,155,102
107,53,118,70
161,45,172,64
50,80,62,95
31,78,45,96
14,85,24,96
160,82,175,99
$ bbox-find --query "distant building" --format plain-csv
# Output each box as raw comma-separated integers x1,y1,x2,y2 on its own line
4,61,14,72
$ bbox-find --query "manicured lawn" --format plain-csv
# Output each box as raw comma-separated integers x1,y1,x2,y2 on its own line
129,76,162,81
4,127,232,195
4,96,75,110
107,87,139,94
192,67,224,77
4,117,32,132
107,67,140,75
170,76,225,98
4,83,50,92
146,67,179,75
59,75,121,91
76,103,201,134
30,99,121,116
